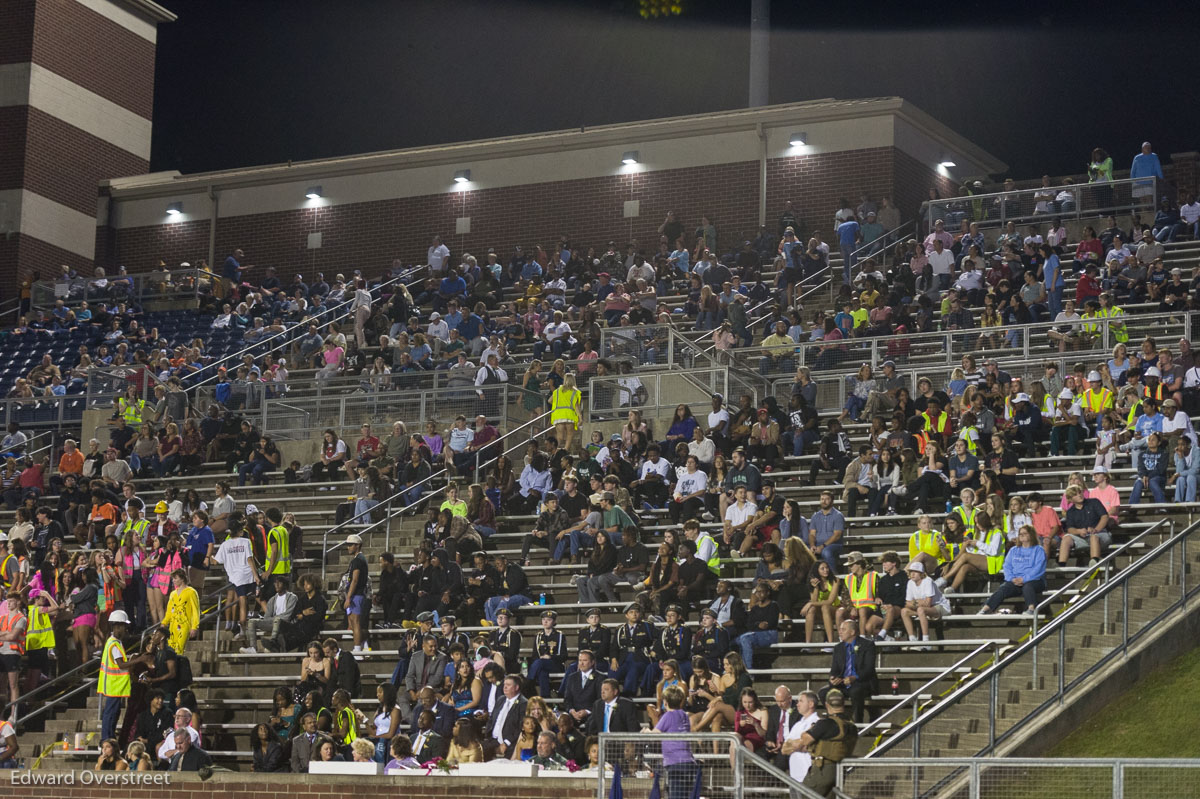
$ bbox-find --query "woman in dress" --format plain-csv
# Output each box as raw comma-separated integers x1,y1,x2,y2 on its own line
297,641,332,702
690,652,752,735
648,658,683,728
510,715,539,761
369,683,402,763
733,687,768,753
445,717,485,765
163,569,198,653
521,359,546,423
447,658,483,716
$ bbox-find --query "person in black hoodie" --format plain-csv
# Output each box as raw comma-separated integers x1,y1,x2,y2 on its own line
484,554,531,623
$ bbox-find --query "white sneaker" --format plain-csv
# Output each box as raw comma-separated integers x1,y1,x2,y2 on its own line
352,645,362,653
875,631,888,641
942,586,953,596
239,646,257,654
934,577,947,589
908,635,919,643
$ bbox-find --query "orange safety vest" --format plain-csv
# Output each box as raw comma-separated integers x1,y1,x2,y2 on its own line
1142,384,1166,402
0,607,26,656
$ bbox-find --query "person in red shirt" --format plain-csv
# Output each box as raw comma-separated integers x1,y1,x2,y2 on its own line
1075,264,1102,305
347,423,381,480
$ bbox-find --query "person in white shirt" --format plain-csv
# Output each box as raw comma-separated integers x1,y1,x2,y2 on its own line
1047,300,1083,353
1180,193,1200,239
1106,236,1132,268
427,236,450,276
1046,220,1069,248
534,311,573,361
723,485,759,556
707,394,731,450
474,354,508,415
926,238,955,290
781,690,821,782
426,312,450,350
156,709,201,762
688,427,716,468
631,445,672,509
901,561,950,649
671,455,709,523
214,525,258,636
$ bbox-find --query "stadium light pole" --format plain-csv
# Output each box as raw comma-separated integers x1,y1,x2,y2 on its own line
749,0,769,107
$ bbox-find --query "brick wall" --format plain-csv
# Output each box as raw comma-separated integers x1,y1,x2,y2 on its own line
0,232,95,286
30,0,157,119
102,147,931,280
5,771,599,799
0,0,36,65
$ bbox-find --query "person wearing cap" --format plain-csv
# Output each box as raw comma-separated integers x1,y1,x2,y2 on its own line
692,606,730,674
1049,388,1083,456
486,606,522,670
1079,370,1114,433
646,604,693,690
527,610,568,699
342,534,370,652
901,562,950,649
0,591,27,722
436,615,470,658
1059,485,1113,568
835,552,883,637
1120,397,1163,471
114,496,150,632
612,603,656,696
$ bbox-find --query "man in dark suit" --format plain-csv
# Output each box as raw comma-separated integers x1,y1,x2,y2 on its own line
324,637,362,700
586,678,639,735
167,729,213,772
288,712,331,773
559,649,601,726
485,674,528,759
409,686,456,738
412,709,446,762
820,619,878,722
763,685,801,771
400,634,448,723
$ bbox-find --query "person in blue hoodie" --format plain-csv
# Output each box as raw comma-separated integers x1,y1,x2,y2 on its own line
980,525,1047,615
1130,432,1169,504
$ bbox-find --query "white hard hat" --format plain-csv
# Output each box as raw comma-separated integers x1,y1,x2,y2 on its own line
1058,389,1075,400
108,610,131,625
1145,367,1162,378
1087,371,1102,382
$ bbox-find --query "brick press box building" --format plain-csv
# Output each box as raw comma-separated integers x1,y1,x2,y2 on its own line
90,96,1008,280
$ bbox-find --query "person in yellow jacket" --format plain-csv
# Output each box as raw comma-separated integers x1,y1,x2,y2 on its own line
164,569,199,654
937,511,1006,595
113,385,147,427
549,373,582,454
24,588,59,693
835,551,884,636
907,515,949,575
1098,292,1128,344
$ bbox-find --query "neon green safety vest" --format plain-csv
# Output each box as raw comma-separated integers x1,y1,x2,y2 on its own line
98,636,130,698
118,397,145,425
25,605,54,651
696,532,721,576
1098,306,1128,343
845,571,878,609
267,525,291,575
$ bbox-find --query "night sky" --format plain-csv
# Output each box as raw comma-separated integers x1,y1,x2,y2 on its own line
150,0,1199,185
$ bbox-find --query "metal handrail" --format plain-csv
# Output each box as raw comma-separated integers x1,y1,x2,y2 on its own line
319,407,556,584
3,579,233,726
923,175,1157,232
187,267,420,393
848,219,916,265
866,517,1175,757
857,640,995,742
1031,519,1166,633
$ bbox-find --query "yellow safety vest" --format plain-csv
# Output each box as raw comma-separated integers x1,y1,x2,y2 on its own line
549,387,581,426
338,706,358,745
0,554,14,588
118,397,146,425
1082,388,1113,415
25,604,54,651
909,530,946,564
1080,312,1101,335
696,533,722,576
267,525,291,575
953,505,978,538
1098,306,1128,343
845,571,878,609
1126,400,1143,430
959,426,980,455
980,528,1006,575
98,636,130,698
923,412,948,435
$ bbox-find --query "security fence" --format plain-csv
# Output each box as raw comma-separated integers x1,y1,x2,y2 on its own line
837,757,1200,799
597,732,825,799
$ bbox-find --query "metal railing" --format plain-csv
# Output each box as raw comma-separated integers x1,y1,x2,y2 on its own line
255,382,514,440
319,407,555,585
923,176,1158,233
597,732,826,799
753,310,1188,384
31,267,214,310
187,268,421,396
587,367,728,422
865,517,1184,760
838,757,1200,799
4,579,232,728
